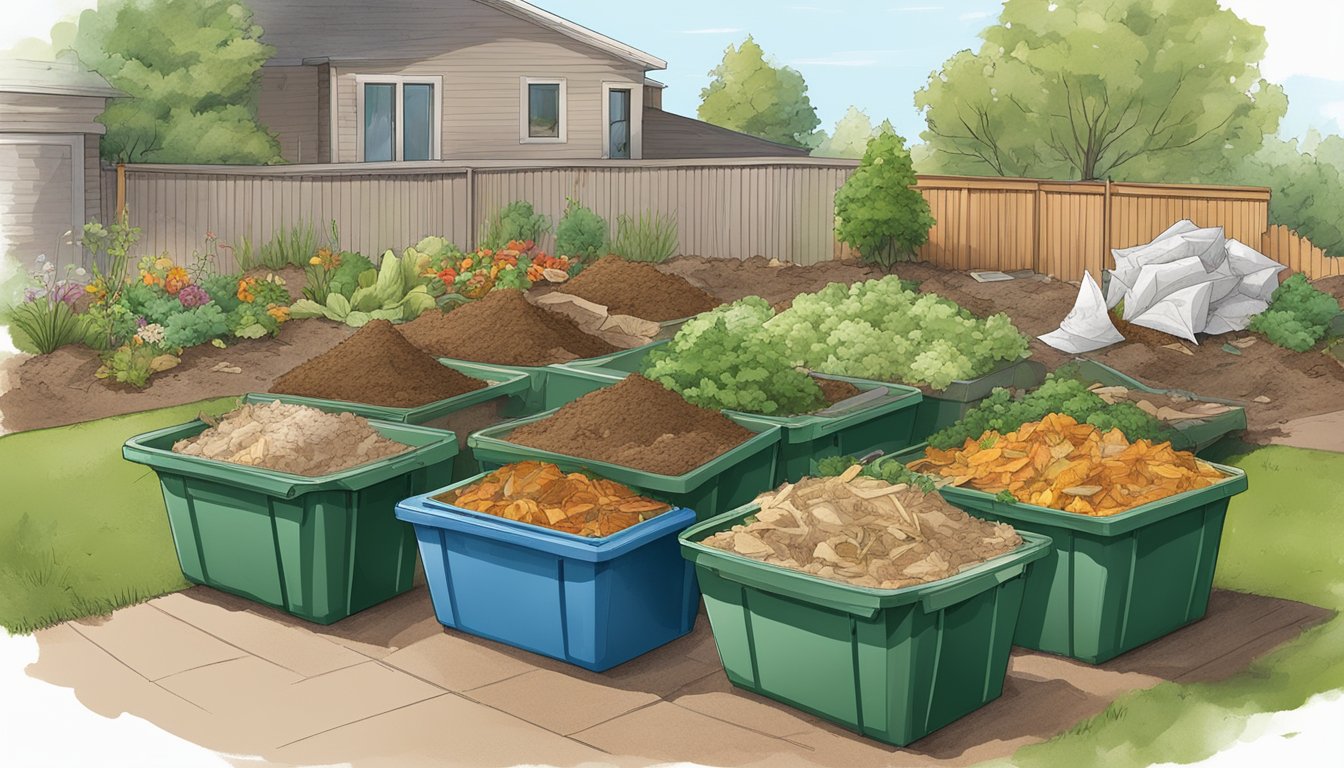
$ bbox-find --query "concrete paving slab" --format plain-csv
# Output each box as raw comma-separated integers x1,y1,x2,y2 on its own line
68,603,243,681
381,631,535,692
571,700,805,767
152,590,367,677
467,668,661,735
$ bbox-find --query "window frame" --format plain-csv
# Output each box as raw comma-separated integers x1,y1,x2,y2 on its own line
520,77,568,144
354,74,443,162
601,81,643,159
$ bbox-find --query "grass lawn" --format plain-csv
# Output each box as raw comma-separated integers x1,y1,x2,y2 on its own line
0,397,239,634
1002,443,1344,767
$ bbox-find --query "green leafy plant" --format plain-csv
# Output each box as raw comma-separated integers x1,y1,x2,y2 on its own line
609,211,678,264
222,236,260,272
479,201,550,250
199,272,244,313
81,302,137,350
5,299,86,355
95,342,179,388
81,208,141,311
926,375,1170,450
766,277,1029,390
257,221,317,269
834,132,935,268
326,251,377,299
642,297,827,416
1249,274,1342,352
162,303,229,348
290,249,436,327
815,454,936,492
555,198,609,262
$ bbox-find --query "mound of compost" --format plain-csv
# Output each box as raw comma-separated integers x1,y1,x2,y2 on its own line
506,374,754,476
398,289,618,366
555,256,719,321
270,320,486,407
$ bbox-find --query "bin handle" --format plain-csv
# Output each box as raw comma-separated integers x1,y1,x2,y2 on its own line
702,561,882,619
919,562,1024,613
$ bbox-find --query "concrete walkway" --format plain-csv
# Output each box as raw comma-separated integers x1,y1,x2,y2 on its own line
27,586,1329,768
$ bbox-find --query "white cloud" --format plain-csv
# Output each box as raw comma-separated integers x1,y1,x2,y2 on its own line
1220,0,1344,82
1321,100,1344,131
959,10,995,21
681,27,742,35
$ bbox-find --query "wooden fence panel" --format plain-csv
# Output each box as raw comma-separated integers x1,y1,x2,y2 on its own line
1262,224,1340,279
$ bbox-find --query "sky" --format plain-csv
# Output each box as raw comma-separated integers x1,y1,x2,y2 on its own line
4,0,1343,141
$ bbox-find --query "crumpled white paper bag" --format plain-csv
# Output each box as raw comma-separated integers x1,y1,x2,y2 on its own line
1039,272,1126,353
1129,282,1214,343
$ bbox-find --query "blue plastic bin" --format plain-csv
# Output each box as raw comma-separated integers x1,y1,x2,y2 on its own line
396,475,700,672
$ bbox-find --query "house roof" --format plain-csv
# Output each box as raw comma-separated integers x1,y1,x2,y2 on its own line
480,1,665,69
0,58,121,98
642,108,812,160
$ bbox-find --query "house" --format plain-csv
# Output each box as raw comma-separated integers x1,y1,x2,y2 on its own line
0,59,119,264
246,0,806,163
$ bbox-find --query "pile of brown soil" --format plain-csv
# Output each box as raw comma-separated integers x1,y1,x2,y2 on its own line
506,375,755,476
817,378,861,404
398,290,618,366
1110,315,1182,347
554,256,720,321
270,320,484,408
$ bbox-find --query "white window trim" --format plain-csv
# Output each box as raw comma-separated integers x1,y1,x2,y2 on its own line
0,133,84,246
601,81,643,160
520,77,567,144
354,74,443,162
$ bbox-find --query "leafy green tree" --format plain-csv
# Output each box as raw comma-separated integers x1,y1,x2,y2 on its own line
73,0,282,164
698,36,822,149
915,0,1286,181
833,132,935,268
813,107,896,159
1209,135,1344,255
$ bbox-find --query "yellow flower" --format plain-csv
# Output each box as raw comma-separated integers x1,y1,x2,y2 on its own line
266,304,290,323
309,256,322,266
154,257,174,270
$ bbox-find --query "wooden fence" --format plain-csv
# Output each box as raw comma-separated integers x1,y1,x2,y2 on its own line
109,158,1324,281
1261,224,1341,279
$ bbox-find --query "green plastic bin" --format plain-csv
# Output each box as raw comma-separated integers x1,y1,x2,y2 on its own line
540,367,627,410
938,463,1248,663
123,419,459,624
468,411,782,522
910,358,1046,441
724,374,924,483
244,360,530,478
681,504,1052,746
1059,360,1247,454
552,339,669,377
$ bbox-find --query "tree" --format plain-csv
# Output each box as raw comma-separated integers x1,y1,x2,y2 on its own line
915,0,1286,181
73,0,282,164
814,107,897,159
834,132,935,268
698,36,822,149
1210,135,1344,255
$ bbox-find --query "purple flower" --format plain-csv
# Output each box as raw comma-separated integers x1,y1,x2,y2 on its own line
23,287,43,303
136,316,148,328
178,284,210,308
51,280,82,308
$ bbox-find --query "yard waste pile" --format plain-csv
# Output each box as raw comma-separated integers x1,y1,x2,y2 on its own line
1041,219,1287,350
701,467,1023,589
270,320,486,407
910,413,1226,515
171,401,409,475
434,461,672,537
544,256,719,321
505,374,755,476
398,289,617,365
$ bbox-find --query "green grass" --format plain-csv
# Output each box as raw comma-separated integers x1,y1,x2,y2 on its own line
1002,443,1344,767
0,397,240,635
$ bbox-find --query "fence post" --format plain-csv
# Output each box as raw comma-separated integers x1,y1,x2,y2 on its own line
466,167,475,250
115,163,126,219
1101,177,1112,278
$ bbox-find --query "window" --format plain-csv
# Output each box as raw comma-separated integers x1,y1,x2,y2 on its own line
607,88,631,159
520,78,567,143
356,75,441,161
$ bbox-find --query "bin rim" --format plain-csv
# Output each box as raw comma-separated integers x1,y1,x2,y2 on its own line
467,408,782,493
396,472,695,562
724,373,923,441
242,359,531,424
936,461,1247,536
551,339,671,374
122,417,459,499
679,499,1052,618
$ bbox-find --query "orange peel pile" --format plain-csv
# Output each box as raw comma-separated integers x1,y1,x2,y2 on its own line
436,461,671,537
909,413,1226,516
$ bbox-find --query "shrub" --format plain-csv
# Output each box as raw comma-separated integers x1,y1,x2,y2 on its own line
162,303,229,348
555,198,608,262
1249,274,1341,352
4,299,87,355
834,132,935,268
609,211,678,264
480,201,550,250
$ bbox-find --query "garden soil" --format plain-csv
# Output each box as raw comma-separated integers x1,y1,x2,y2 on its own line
270,320,485,407
0,318,356,434
398,289,618,365
547,256,719,321
506,374,754,476
817,378,862,405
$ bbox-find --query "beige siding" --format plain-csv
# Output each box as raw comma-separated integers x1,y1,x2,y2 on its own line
316,62,331,162
0,140,78,268
257,65,321,163
0,91,107,134
84,137,101,222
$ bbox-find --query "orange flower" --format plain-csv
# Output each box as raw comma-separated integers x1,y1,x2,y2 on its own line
237,277,257,303
165,267,190,295
266,304,290,323
142,272,160,286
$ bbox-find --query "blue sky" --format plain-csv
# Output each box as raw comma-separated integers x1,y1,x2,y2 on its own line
541,0,1344,142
